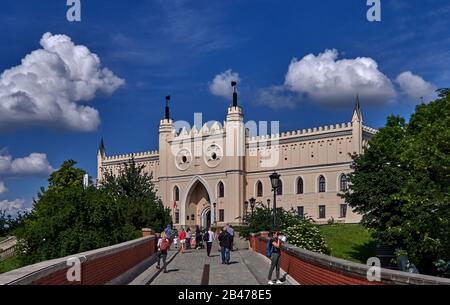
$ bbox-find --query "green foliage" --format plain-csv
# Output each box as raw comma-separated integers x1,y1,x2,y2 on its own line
342,89,450,276
238,202,302,238
0,256,23,274
284,219,330,255
319,224,374,263
14,158,171,266
1,208,30,236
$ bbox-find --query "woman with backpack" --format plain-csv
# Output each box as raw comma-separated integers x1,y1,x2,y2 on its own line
157,232,171,273
267,231,283,285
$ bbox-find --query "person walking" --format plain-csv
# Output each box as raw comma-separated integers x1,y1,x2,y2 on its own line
226,224,235,251
195,225,202,249
179,228,187,254
218,227,232,264
165,224,173,240
185,228,191,250
205,226,214,257
267,231,283,285
156,232,171,273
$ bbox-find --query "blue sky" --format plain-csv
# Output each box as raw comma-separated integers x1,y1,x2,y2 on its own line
1,0,449,212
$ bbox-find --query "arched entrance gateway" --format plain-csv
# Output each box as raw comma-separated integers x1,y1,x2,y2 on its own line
181,176,215,230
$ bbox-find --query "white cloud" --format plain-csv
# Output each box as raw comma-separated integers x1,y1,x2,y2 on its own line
0,32,124,132
0,152,53,178
396,71,437,102
0,199,26,213
209,69,240,100
284,49,396,106
0,182,7,195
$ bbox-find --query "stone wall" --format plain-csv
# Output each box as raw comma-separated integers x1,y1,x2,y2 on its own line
0,233,156,285
250,232,450,285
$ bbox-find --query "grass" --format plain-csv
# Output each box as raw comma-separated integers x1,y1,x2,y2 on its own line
319,223,374,264
0,256,23,274
0,236,6,242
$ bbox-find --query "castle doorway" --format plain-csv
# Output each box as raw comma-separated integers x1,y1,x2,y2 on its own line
184,178,212,230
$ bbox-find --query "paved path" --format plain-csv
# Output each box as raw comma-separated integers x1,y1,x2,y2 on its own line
142,241,297,286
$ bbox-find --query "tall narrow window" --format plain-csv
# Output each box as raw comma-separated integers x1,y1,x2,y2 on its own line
276,180,283,195
297,177,304,194
219,209,225,222
256,181,263,197
340,204,347,218
175,212,180,224
218,181,224,198
297,206,304,218
173,186,180,201
339,174,348,191
319,205,326,219
318,175,326,193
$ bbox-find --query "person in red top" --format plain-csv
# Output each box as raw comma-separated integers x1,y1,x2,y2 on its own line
179,228,187,254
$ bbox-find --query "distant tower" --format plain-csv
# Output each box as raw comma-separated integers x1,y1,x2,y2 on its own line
97,137,106,182
351,95,363,155
231,81,238,107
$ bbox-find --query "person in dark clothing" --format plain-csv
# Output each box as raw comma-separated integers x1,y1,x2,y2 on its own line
218,227,232,264
195,225,202,249
267,231,283,285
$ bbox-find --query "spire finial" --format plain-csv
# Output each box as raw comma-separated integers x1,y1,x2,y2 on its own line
231,81,238,107
98,137,105,154
353,94,362,121
164,95,170,120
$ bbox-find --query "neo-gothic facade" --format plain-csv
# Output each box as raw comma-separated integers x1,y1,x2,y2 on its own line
97,90,377,229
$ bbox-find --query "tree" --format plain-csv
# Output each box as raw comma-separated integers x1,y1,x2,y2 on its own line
15,158,170,265
342,89,450,276
100,157,171,233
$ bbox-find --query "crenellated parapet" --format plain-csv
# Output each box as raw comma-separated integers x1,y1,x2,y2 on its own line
103,150,159,162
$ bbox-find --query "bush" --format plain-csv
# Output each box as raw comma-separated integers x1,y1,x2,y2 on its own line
284,219,331,255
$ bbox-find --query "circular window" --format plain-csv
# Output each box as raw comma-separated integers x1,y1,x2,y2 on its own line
175,148,192,171
204,144,223,168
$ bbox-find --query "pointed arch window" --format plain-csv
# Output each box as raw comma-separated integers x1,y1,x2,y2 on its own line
173,186,180,201
276,180,283,195
297,177,304,194
218,181,225,198
318,175,326,193
256,181,263,197
339,174,348,191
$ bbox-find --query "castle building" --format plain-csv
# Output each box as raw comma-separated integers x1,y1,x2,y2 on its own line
97,83,377,228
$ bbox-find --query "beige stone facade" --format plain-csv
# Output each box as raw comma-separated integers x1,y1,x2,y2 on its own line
97,94,376,228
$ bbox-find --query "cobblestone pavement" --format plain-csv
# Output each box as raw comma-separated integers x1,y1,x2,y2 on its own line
148,241,295,285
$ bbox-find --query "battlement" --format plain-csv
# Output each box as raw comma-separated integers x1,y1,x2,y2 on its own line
173,121,225,140
247,121,359,143
103,150,159,162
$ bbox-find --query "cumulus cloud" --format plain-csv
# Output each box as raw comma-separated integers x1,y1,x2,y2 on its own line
209,69,240,99
0,199,26,214
0,152,53,178
396,71,437,102
0,32,124,132
284,49,396,106
0,182,7,195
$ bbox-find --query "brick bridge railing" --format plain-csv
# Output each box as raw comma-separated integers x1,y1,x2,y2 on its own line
250,232,450,285
0,229,156,285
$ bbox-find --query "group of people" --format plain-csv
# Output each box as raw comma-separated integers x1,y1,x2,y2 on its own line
156,224,287,285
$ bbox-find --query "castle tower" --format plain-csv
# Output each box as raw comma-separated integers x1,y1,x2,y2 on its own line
159,95,174,206
225,81,246,223
351,95,363,155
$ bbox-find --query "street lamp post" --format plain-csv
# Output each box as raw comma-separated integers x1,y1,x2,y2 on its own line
269,172,281,230
244,201,249,218
249,197,256,216
213,202,217,227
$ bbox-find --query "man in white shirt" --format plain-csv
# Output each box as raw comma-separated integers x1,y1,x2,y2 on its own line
205,226,215,257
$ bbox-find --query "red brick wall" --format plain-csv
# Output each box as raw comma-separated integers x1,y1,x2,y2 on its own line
250,235,382,285
32,238,155,285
